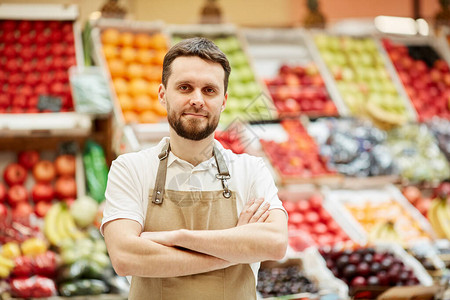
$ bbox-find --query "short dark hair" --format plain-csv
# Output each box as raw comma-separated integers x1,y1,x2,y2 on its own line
162,37,231,93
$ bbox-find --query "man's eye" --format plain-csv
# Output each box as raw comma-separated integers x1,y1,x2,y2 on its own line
204,88,215,94
179,86,189,91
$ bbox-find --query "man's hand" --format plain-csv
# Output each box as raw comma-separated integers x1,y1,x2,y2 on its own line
236,198,270,226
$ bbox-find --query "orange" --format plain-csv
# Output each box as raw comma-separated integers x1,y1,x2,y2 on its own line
129,78,149,97
150,33,167,50
153,99,167,116
119,32,134,47
101,28,120,45
135,33,152,48
146,81,160,99
108,59,126,78
143,65,162,82
136,49,155,65
102,44,119,61
117,93,134,111
134,94,153,113
126,63,144,80
113,78,129,94
120,47,137,63
153,50,166,66
139,110,160,123
123,110,139,124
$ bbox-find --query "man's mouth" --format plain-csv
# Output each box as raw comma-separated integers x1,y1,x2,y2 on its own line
183,112,207,117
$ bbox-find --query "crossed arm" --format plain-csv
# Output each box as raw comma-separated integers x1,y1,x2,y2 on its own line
103,198,288,278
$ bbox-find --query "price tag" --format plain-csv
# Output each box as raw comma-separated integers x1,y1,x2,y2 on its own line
37,95,62,112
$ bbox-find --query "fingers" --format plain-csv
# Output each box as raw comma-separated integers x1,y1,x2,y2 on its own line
250,202,270,223
237,198,270,226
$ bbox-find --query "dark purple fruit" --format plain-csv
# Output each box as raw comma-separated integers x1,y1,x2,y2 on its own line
351,276,367,287
356,262,370,276
336,255,349,270
377,271,389,286
343,264,357,279
370,262,381,274
363,253,374,263
348,253,362,265
367,275,379,286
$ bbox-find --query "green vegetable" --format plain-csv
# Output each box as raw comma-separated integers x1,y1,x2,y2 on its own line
59,279,109,296
83,140,108,203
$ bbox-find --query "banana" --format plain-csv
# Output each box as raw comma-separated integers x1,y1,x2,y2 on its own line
368,221,386,242
436,199,450,240
44,202,65,246
56,208,71,242
60,209,85,240
369,220,402,244
427,198,447,239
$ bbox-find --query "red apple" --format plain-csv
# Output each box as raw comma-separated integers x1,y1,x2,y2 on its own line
0,182,7,203
12,202,33,221
0,203,7,219
34,201,52,218
0,94,11,109
3,163,27,186
33,160,56,183
31,183,54,203
54,176,77,199
18,150,40,170
7,185,28,207
54,154,76,176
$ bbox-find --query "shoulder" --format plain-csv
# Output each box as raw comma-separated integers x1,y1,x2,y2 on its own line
111,140,165,172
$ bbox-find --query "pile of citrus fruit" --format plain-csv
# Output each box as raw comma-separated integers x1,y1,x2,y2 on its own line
101,28,168,123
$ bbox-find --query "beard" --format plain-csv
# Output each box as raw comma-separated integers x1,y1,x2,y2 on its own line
167,102,220,141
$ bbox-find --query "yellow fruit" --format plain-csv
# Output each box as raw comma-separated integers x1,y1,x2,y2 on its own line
153,50,166,66
119,32,134,47
120,47,137,63
0,265,10,279
117,93,134,111
135,33,152,48
21,238,48,257
102,44,119,61
0,255,14,270
113,77,129,94
126,63,144,79
1,242,21,259
108,59,126,78
101,28,120,45
153,100,167,116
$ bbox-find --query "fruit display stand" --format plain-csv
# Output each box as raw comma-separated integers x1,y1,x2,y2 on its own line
321,184,436,247
240,118,342,186
305,30,417,129
378,33,450,122
167,24,277,127
90,18,170,153
0,4,90,129
312,243,433,299
242,28,338,118
305,117,400,188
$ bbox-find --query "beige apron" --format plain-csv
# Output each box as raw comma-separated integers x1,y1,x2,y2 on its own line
128,142,256,300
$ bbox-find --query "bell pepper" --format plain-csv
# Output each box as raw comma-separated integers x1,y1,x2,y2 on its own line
34,251,57,278
1,242,21,259
21,237,48,257
12,255,34,277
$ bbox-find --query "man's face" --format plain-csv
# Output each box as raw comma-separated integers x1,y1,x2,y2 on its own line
159,56,227,141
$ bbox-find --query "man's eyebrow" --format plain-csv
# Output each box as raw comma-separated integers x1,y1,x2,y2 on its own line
174,80,220,90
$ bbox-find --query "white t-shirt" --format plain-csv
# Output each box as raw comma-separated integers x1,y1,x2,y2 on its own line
101,137,286,282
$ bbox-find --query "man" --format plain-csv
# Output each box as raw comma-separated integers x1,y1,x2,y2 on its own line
101,37,288,300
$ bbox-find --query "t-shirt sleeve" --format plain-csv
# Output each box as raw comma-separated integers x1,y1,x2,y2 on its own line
249,158,287,217
100,156,146,235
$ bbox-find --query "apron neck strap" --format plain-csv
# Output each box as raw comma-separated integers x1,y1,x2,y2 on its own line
213,146,232,199
152,142,170,204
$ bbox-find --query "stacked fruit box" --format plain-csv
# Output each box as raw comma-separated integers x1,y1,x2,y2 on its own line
243,28,339,118
90,18,170,147
322,185,436,247
246,119,342,185
307,31,417,129
0,4,91,137
377,34,450,122
167,24,277,127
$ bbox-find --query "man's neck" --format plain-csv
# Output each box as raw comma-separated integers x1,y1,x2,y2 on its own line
168,132,215,166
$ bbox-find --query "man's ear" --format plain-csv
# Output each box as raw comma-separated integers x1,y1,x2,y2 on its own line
221,92,228,112
158,84,166,106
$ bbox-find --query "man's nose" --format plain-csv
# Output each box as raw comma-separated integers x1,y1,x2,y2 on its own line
190,89,204,107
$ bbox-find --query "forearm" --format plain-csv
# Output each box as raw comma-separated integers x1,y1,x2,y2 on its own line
153,210,288,264
104,221,232,278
